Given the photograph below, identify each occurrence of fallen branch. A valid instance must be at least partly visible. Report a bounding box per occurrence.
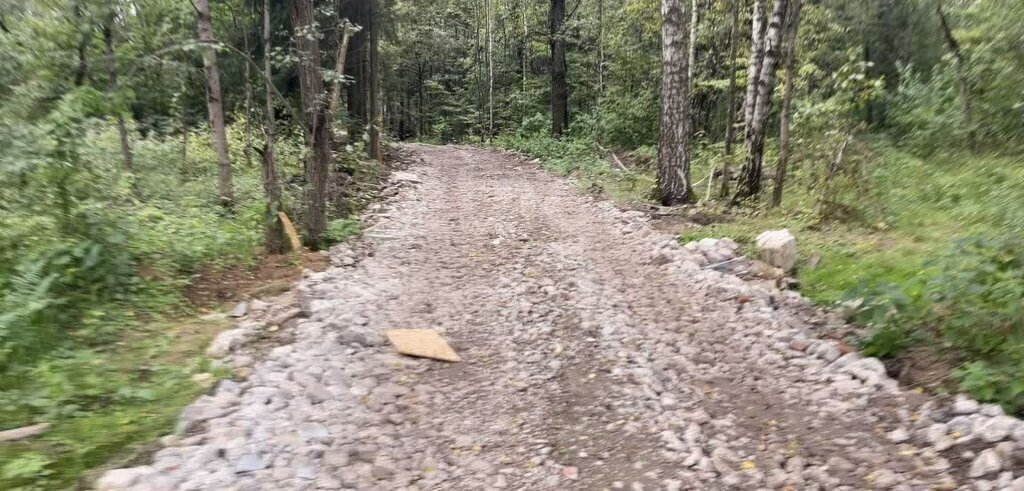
[702,257,745,270]
[596,143,629,172]
[0,423,50,442]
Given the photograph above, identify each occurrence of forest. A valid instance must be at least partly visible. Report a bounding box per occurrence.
[1,0,1023,488]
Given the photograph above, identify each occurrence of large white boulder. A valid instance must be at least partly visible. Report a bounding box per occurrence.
[755,229,797,271]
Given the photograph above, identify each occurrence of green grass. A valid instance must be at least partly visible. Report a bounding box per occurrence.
[680,142,1024,304]
[493,133,655,204]
[0,316,232,490]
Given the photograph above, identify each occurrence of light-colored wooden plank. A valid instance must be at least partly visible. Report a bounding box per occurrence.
[385,329,461,362]
[277,211,303,252]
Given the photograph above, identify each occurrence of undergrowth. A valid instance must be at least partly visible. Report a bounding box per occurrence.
[0,119,373,489]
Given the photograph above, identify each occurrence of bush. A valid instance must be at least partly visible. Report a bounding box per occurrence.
[325,217,362,245]
[848,236,1024,412]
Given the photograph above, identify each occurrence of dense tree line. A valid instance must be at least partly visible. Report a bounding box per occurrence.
[380,0,1023,205]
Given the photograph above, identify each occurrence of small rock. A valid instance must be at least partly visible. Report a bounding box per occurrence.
[968,448,1002,478]
[953,397,980,415]
[755,229,797,271]
[924,423,955,451]
[234,453,266,474]
[95,467,152,490]
[299,422,331,443]
[976,416,1016,442]
[230,302,248,318]
[371,461,397,480]
[868,469,901,488]
[562,466,579,480]
[888,428,910,444]
[392,171,421,183]
[207,328,248,358]
[191,372,215,387]
[826,456,854,472]
[1011,476,1024,491]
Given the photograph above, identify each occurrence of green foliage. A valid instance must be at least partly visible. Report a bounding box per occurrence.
[325,217,363,245]
[848,237,1024,412]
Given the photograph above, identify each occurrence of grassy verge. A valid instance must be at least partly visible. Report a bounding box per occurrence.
[0,314,232,490]
[0,126,382,489]
[495,133,1024,412]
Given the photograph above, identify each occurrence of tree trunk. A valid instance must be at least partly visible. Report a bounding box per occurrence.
[741,0,767,139]
[487,0,494,140]
[549,0,568,136]
[72,2,90,87]
[936,0,976,152]
[688,0,697,86]
[242,24,254,169]
[721,0,740,198]
[772,0,801,207]
[196,0,234,207]
[289,0,333,249]
[735,0,788,201]
[328,19,355,118]
[180,71,189,176]
[101,18,135,181]
[262,0,285,254]
[656,0,693,206]
[522,2,529,124]
[596,0,604,132]
[368,0,382,161]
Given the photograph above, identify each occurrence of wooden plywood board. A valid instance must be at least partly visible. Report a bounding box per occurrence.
[385,329,462,362]
[277,212,303,252]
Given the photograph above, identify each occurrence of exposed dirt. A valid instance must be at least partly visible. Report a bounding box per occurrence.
[184,252,328,310]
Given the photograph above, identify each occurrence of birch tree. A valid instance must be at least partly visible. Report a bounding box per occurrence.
[735,0,788,201]
[720,0,741,198]
[195,0,233,207]
[656,0,693,205]
[772,0,802,207]
[261,0,284,253]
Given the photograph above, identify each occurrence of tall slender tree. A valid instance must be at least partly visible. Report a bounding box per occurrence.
[936,0,975,152]
[368,0,382,161]
[329,19,357,118]
[549,0,568,136]
[72,1,90,86]
[735,0,788,201]
[195,0,233,207]
[772,0,802,207]
[101,7,135,181]
[487,0,494,140]
[721,0,741,198]
[656,0,693,205]
[741,0,767,140]
[261,0,284,253]
[289,0,333,248]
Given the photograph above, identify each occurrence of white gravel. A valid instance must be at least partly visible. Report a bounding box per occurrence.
[97,144,1024,490]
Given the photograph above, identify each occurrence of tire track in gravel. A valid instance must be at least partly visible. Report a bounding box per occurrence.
[97,144,1023,491]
